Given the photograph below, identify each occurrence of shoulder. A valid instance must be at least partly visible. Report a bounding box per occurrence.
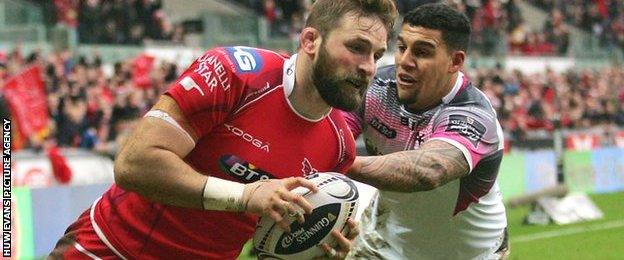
[373,64,396,85]
[443,83,499,123]
[208,46,286,79]
[210,46,287,97]
[433,83,503,144]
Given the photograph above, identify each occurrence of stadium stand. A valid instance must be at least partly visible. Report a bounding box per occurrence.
[1,0,624,152]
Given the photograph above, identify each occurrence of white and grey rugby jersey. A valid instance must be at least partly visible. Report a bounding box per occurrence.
[343,65,507,260]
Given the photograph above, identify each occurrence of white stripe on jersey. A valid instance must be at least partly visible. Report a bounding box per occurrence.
[74,242,102,260]
[90,197,129,260]
[281,54,332,122]
[232,82,282,115]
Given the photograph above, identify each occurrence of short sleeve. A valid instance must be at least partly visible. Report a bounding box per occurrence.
[429,107,502,171]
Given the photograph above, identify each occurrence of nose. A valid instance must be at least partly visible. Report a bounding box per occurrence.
[396,50,415,70]
[357,54,376,79]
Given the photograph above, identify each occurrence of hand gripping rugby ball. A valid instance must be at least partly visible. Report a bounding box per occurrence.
[253,172,359,259]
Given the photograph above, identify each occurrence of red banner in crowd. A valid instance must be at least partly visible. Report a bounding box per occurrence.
[133,53,155,89]
[566,133,601,151]
[3,66,50,138]
[54,0,78,28]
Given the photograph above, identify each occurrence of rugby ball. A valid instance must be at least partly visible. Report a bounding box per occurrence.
[253,172,359,259]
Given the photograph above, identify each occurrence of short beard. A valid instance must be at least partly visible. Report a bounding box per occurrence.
[311,44,368,112]
[397,90,419,107]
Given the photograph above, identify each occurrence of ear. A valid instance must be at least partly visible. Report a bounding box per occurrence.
[299,27,321,56]
[448,50,465,73]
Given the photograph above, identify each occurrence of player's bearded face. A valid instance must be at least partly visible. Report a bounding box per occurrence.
[312,43,368,112]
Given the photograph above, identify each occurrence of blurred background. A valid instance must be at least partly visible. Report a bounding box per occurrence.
[1,0,623,259]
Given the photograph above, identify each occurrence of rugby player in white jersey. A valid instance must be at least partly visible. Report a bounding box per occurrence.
[343,3,509,259]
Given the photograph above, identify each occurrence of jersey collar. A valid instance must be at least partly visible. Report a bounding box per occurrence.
[282,53,296,97]
[281,53,331,122]
[442,71,467,104]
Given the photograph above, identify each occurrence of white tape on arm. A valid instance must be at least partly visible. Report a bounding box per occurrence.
[144,110,196,145]
[202,177,246,211]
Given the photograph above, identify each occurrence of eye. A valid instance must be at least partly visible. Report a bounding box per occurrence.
[413,49,431,57]
[374,53,382,61]
[348,44,365,54]
[397,44,407,53]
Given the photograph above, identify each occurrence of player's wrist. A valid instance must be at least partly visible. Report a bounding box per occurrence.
[202,177,246,211]
[241,180,271,214]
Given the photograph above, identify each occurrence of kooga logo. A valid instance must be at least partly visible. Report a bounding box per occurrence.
[224,124,270,152]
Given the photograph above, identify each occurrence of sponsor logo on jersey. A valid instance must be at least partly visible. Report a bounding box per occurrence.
[224,123,270,152]
[219,155,276,183]
[276,204,340,254]
[193,53,231,92]
[226,47,263,73]
[446,114,486,147]
[369,117,396,139]
[179,76,205,96]
[301,158,318,177]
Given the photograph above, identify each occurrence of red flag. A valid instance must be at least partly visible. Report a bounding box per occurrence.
[3,65,49,139]
[54,0,78,28]
[595,0,608,19]
[47,145,72,184]
[133,53,155,89]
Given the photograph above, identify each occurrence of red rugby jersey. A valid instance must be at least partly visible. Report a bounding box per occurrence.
[90,47,356,259]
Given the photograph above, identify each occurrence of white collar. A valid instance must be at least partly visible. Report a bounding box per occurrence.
[281,54,331,122]
[442,71,465,104]
[282,54,297,96]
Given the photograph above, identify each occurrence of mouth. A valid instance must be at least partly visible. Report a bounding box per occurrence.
[345,78,366,89]
[397,72,417,86]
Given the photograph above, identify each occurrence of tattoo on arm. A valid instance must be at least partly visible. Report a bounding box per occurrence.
[351,140,470,192]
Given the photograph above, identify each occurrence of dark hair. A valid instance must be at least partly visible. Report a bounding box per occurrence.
[403,3,471,53]
[306,0,398,38]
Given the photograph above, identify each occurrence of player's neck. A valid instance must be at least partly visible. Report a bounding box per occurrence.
[289,56,332,120]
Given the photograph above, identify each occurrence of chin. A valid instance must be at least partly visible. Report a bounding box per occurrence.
[397,91,418,106]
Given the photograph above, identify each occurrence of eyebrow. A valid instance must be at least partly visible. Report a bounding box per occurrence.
[397,35,436,49]
[349,37,387,54]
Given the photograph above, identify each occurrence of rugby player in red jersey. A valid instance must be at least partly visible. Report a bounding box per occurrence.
[48,0,397,259]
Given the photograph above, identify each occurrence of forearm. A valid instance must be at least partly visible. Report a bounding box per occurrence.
[348,140,470,192]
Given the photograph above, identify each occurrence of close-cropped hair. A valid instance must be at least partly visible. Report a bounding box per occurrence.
[403,3,471,53]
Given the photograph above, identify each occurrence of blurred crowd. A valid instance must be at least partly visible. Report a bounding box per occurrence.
[63,0,620,56]
[1,47,623,152]
[78,0,185,44]
[231,0,574,56]
[470,65,624,143]
[2,0,624,153]
[45,0,185,44]
[0,47,177,155]
[528,0,624,53]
